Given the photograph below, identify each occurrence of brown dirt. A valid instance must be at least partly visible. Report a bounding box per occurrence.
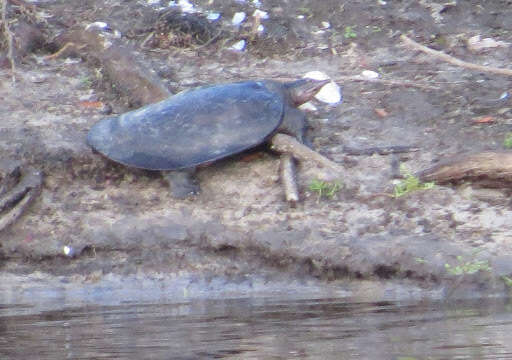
[1,0,512,302]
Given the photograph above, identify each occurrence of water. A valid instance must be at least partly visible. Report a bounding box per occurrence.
[1,296,512,359]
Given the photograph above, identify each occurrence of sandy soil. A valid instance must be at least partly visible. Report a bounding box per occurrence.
[0,0,512,302]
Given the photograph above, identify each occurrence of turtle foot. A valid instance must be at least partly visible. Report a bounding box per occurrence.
[0,161,43,232]
[163,169,200,199]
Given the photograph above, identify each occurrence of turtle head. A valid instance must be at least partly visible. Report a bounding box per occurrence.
[285,78,330,106]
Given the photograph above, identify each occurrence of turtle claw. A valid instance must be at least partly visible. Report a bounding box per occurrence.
[163,169,200,199]
[0,161,42,232]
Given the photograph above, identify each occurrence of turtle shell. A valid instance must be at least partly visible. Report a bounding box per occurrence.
[87,81,285,170]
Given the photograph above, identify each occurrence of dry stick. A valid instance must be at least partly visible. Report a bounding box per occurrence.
[279,154,299,205]
[400,34,512,76]
[1,0,16,83]
[335,75,440,90]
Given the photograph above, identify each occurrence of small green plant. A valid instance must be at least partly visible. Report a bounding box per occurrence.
[297,7,313,18]
[504,133,512,149]
[445,255,491,276]
[80,76,93,87]
[502,275,512,288]
[343,26,357,39]
[415,257,427,264]
[365,25,382,33]
[393,165,435,198]
[309,179,342,202]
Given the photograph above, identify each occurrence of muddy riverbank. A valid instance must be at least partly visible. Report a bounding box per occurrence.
[1,0,512,302]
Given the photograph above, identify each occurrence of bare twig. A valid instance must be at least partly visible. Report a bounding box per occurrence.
[401,34,512,76]
[334,75,440,90]
[1,0,16,83]
[342,145,420,156]
[43,42,86,60]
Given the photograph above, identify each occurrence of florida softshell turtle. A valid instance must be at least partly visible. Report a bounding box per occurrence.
[87,79,330,198]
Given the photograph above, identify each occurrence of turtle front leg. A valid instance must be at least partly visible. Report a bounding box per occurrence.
[0,162,42,232]
[162,168,200,199]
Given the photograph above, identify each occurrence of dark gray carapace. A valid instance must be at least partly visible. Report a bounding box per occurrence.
[87,79,329,171]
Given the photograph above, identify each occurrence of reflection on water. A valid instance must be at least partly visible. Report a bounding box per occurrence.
[1,297,512,359]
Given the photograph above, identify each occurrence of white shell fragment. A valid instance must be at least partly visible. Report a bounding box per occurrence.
[253,9,269,19]
[169,0,195,13]
[361,70,380,79]
[303,71,342,104]
[232,12,247,26]
[85,22,109,31]
[467,35,510,53]
[207,12,221,21]
[321,21,330,29]
[229,39,246,51]
[304,70,329,81]
[63,245,75,257]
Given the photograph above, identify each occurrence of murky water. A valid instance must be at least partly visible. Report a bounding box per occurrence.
[2,295,512,359]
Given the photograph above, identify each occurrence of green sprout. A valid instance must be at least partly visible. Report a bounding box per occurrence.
[393,165,435,198]
[309,179,342,202]
[365,25,382,33]
[343,26,357,39]
[80,76,93,87]
[502,275,512,288]
[504,133,512,149]
[415,257,427,264]
[445,255,491,276]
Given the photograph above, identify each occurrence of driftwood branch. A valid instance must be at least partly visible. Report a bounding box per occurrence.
[417,151,512,184]
[53,29,171,106]
[270,134,344,175]
[401,34,512,76]
[0,166,42,232]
